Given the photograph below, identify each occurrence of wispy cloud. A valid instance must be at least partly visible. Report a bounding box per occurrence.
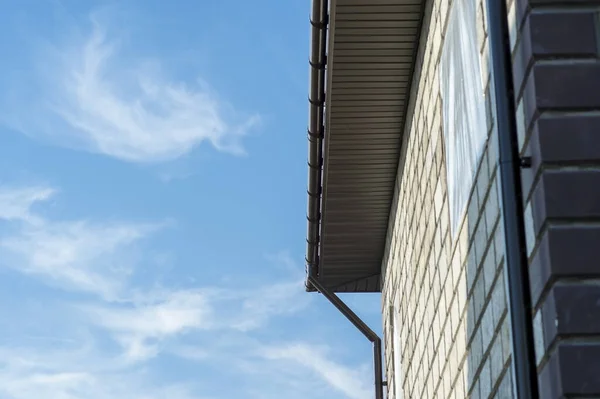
[0,184,363,399]
[81,289,214,363]
[0,185,311,357]
[80,278,310,363]
[0,334,368,399]
[0,186,162,300]
[263,343,372,399]
[1,220,161,299]
[0,186,56,224]
[2,14,259,163]
[0,343,204,399]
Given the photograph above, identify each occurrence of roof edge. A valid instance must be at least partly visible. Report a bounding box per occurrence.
[305,0,329,292]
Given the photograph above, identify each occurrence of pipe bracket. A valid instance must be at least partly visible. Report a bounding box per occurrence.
[520,156,532,169]
[309,59,326,70]
[309,14,329,29]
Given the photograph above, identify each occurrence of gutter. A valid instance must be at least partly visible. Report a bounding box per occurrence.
[484,0,540,397]
[305,0,327,292]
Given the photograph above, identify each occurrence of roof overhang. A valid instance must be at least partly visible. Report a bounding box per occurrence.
[305,0,425,293]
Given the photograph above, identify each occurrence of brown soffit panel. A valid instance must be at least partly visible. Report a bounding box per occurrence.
[306,0,425,293]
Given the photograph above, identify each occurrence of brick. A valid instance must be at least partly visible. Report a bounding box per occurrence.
[539,342,600,398]
[487,132,498,173]
[493,223,505,266]
[507,0,519,52]
[533,310,545,366]
[484,182,499,235]
[480,41,491,90]
[482,244,496,297]
[529,224,600,306]
[489,337,504,385]
[475,327,485,371]
[501,317,512,363]
[540,283,600,350]
[491,272,507,327]
[520,0,600,4]
[514,0,600,27]
[513,11,598,95]
[496,369,513,399]
[515,98,527,151]
[529,62,600,110]
[468,296,477,340]
[477,152,491,206]
[380,1,538,396]
[529,12,597,57]
[468,192,481,239]
[455,369,465,398]
[473,274,486,320]
[523,202,535,256]
[467,246,478,294]
[530,113,600,168]
[462,369,469,399]
[482,360,493,398]
[522,114,600,198]
[474,216,488,268]
[471,377,481,399]
[481,303,494,352]
[476,2,487,51]
[530,170,600,236]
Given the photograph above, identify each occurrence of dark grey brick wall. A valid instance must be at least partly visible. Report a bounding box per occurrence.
[510,0,600,397]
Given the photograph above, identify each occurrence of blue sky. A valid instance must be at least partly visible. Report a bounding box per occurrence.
[0,1,381,398]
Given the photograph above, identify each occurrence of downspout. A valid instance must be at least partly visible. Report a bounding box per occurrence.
[306,4,384,396]
[484,1,539,398]
[308,275,385,399]
[305,0,328,291]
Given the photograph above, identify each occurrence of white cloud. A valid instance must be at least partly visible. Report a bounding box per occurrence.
[231,279,309,331]
[0,185,362,399]
[0,185,311,365]
[2,15,259,163]
[263,343,372,399]
[92,291,211,337]
[0,337,366,399]
[0,185,162,299]
[0,344,204,399]
[0,186,56,224]
[81,279,310,363]
[1,220,160,299]
[81,289,213,363]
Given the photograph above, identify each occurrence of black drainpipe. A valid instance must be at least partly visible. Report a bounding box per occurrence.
[484,1,539,398]
[306,1,385,398]
[308,275,385,399]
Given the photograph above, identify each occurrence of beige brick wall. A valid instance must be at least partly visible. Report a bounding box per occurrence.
[381,0,516,398]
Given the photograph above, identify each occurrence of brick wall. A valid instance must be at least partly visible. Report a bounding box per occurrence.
[381,0,515,397]
[509,0,600,397]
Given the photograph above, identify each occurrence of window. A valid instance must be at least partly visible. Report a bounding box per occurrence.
[440,0,487,236]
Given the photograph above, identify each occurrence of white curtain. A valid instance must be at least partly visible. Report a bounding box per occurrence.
[440,0,487,236]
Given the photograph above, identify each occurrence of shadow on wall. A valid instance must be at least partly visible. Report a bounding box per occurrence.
[441,0,514,396]
[385,0,520,397]
[454,77,514,399]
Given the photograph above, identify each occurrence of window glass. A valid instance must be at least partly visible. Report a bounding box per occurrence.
[440,0,487,236]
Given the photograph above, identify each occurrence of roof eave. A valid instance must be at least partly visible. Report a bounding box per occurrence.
[305,0,426,294]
